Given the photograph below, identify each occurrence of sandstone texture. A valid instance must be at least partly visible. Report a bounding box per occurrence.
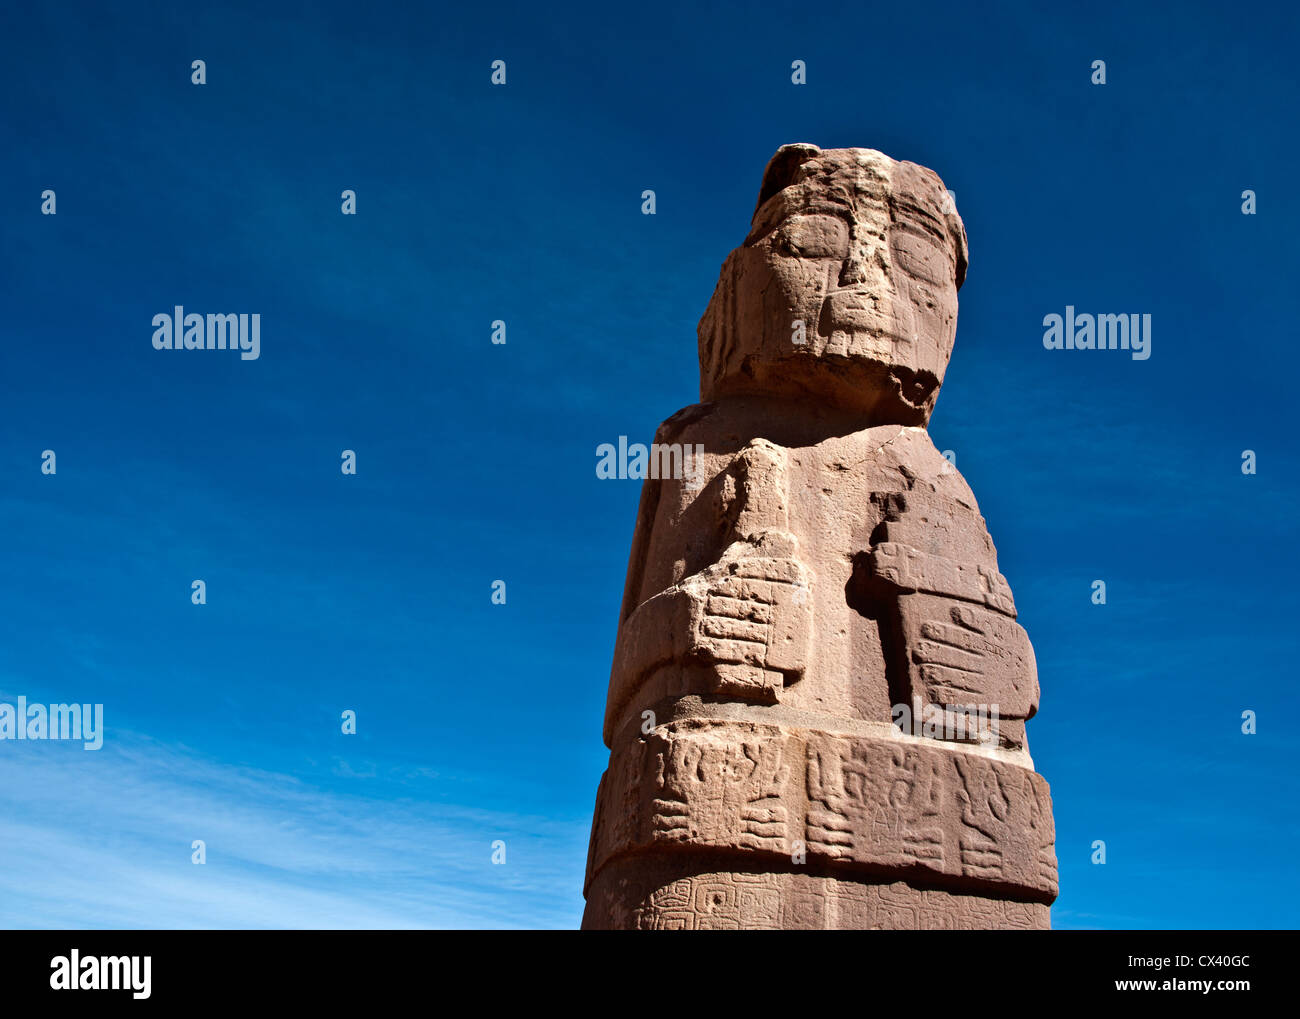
[583,144,1057,929]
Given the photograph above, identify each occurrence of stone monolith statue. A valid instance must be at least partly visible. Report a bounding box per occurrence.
[583,144,1058,929]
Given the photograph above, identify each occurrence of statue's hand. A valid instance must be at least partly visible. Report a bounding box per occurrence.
[907,601,1038,722]
[685,533,813,702]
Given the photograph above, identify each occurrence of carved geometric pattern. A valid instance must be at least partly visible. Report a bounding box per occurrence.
[587,720,1057,900]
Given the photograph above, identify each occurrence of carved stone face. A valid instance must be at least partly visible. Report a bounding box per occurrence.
[698,145,968,426]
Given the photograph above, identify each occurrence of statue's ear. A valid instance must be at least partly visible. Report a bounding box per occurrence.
[753,143,822,219]
[953,219,969,289]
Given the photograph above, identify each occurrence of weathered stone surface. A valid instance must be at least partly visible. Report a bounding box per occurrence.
[584,144,1056,929]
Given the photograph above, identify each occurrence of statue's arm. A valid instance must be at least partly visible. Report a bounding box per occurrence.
[601,439,814,744]
[859,464,1039,743]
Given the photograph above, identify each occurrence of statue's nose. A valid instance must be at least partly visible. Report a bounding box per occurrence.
[838,241,897,291]
[838,256,867,287]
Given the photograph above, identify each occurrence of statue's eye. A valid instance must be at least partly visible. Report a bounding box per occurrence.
[777,215,849,259]
[892,231,948,286]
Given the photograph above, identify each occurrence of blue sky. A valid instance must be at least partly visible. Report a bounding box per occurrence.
[0,0,1296,929]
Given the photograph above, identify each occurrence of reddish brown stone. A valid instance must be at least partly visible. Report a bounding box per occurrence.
[584,145,1057,929]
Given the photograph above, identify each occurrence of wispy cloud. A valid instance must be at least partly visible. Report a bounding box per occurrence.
[0,731,585,929]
